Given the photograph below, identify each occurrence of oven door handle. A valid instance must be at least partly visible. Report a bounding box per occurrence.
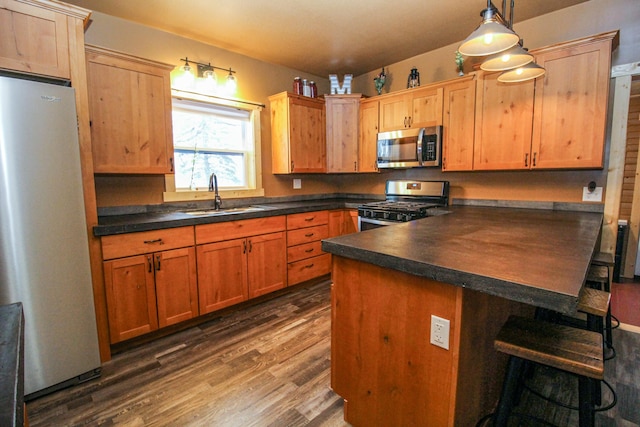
[416,127,425,166]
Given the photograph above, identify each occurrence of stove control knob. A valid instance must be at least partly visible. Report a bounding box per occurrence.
[383,212,390,219]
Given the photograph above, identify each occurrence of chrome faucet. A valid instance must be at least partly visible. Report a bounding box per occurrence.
[208,172,223,210]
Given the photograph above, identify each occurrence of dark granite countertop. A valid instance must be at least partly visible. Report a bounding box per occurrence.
[94,198,373,236]
[0,303,24,427]
[321,205,603,314]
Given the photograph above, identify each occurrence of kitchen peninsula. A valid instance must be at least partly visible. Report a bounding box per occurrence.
[321,205,603,426]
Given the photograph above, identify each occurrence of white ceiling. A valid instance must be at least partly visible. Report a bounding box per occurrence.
[65,0,589,77]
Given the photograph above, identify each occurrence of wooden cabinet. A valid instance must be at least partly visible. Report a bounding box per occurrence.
[326,94,361,173]
[473,72,535,170]
[86,45,174,174]
[196,216,287,314]
[442,75,476,171]
[101,227,197,343]
[378,85,443,132]
[0,0,84,79]
[329,209,358,237]
[269,92,326,174]
[286,211,331,285]
[530,31,618,169]
[358,98,379,173]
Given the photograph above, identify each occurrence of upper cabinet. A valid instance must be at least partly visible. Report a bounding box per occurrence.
[531,31,618,170]
[472,31,618,171]
[326,94,361,173]
[86,45,175,174]
[473,72,535,170]
[378,85,443,132]
[442,75,477,172]
[269,91,326,174]
[358,98,379,173]
[0,0,88,79]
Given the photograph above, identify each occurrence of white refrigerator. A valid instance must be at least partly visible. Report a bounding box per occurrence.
[0,75,101,398]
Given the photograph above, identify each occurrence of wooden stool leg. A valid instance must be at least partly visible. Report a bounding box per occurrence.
[494,356,525,427]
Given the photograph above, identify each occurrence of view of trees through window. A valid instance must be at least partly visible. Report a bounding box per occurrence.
[172,98,253,191]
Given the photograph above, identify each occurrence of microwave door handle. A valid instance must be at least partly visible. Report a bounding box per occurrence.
[416,128,425,166]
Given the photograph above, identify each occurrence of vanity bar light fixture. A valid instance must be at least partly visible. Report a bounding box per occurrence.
[172,57,238,95]
[458,0,545,82]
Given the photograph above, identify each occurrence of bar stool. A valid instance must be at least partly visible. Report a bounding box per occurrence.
[493,315,604,427]
[587,252,616,352]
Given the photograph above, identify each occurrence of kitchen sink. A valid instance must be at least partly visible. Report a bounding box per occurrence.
[182,206,272,216]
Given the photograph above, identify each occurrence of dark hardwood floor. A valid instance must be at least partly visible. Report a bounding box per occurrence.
[27,279,640,426]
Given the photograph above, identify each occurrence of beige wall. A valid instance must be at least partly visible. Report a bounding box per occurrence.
[85,0,640,207]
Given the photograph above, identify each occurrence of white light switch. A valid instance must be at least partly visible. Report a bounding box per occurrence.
[582,186,602,202]
[293,179,302,189]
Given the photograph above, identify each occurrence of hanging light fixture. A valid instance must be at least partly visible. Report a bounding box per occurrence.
[459,0,545,83]
[172,58,237,95]
[480,44,533,71]
[498,62,546,83]
[458,1,519,56]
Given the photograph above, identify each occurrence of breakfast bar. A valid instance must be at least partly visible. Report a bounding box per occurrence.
[321,205,603,426]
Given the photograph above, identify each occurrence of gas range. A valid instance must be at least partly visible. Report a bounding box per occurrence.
[358,180,449,230]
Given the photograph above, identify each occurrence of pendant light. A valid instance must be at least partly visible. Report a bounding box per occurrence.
[480,44,533,72]
[498,62,546,83]
[458,2,519,56]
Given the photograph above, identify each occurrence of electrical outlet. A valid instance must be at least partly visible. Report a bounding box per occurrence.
[293,178,302,189]
[430,315,450,350]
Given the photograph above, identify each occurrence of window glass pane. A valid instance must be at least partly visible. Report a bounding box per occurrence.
[172,97,254,191]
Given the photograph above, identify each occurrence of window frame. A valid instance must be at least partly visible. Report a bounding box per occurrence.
[163,89,264,202]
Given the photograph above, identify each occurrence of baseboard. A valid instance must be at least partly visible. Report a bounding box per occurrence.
[619,322,640,334]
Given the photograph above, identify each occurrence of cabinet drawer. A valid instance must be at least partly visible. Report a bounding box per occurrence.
[287,225,329,247]
[288,253,331,286]
[196,215,286,244]
[101,227,195,260]
[286,210,329,229]
[287,241,324,263]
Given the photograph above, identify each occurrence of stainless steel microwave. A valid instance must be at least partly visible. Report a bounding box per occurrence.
[376,126,442,169]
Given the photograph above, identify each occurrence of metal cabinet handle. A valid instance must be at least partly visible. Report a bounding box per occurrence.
[304,216,315,222]
[243,240,247,254]
[147,255,153,273]
[533,152,537,167]
[143,238,163,245]
[248,239,253,253]
[155,254,161,271]
[524,153,529,167]
[305,248,314,253]
[304,263,315,269]
[305,233,315,237]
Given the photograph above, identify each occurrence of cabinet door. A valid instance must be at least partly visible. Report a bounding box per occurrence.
[474,72,535,170]
[289,96,326,173]
[359,99,379,173]
[197,239,248,314]
[442,77,476,171]
[247,232,287,298]
[379,94,410,132]
[86,47,174,174]
[0,1,70,79]
[531,38,612,169]
[326,95,360,173]
[410,86,444,128]
[104,255,158,343]
[155,247,198,328]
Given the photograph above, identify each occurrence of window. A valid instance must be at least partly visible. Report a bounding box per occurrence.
[171,96,260,193]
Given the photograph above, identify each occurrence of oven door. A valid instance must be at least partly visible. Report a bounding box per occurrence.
[358,216,400,231]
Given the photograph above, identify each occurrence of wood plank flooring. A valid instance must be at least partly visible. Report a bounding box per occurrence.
[27,279,639,426]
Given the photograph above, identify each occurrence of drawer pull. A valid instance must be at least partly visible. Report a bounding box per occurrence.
[304,216,315,222]
[305,233,315,237]
[305,248,314,253]
[143,238,163,245]
[304,263,315,269]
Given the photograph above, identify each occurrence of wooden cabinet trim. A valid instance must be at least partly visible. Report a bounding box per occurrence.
[101,226,195,260]
[195,215,286,244]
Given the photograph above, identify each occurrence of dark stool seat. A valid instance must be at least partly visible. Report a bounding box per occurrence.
[586,254,616,351]
[493,315,604,427]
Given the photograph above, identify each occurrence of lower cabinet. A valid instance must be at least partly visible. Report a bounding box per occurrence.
[101,227,198,343]
[286,211,331,285]
[197,231,287,314]
[195,216,287,315]
[329,209,358,237]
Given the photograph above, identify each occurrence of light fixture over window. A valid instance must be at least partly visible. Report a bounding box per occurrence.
[458,0,545,83]
[171,57,237,95]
